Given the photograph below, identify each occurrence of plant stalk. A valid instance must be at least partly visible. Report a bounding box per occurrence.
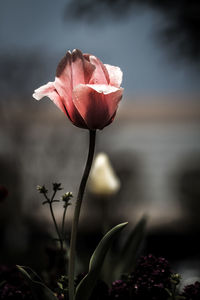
[49,201,64,252]
[45,191,64,252]
[68,130,96,300]
[61,204,68,240]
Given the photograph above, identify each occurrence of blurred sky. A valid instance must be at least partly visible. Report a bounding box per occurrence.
[0,0,200,98]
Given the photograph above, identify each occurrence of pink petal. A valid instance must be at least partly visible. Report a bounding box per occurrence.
[55,51,84,125]
[32,82,66,114]
[71,49,95,86]
[86,84,120,94]
[56,49,95,86]
[72,84,123,130]
[33,81,87,128]
[104,64,123,88]
[87,55,110,85]
[56,50,73,99]
[55,50,96,128]
[54,77,87,128]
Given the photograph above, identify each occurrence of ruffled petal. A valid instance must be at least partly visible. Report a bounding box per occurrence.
[104,64,123,88]
[87,55,110,85]
[33,80,87,128]
[32,82,66,114]
[54,77,87,129]
[86,84,120,94]
[55,49,95,128]
[56,49,95,87]
[56,50,73,98]
[71,49,95,86]
[72,84,123,130]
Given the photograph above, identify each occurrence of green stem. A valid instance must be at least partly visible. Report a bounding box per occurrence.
[45,192,64,252]
[49,201,64,252]
[61,204,68,240]
[68,130,96,300]
[172,284,176,300]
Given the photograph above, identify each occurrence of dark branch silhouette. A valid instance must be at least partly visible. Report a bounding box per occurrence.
[65,0,200,63]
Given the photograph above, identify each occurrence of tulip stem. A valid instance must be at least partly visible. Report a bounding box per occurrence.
[68,130,96,300]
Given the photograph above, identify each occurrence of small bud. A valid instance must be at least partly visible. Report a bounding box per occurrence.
[88,153,120,196]
[37,185,48,194]
[53,182,63,191]
[62,192,73,209]
[61,192,73,207]
[170,273,181,285]
[57,275,68,292]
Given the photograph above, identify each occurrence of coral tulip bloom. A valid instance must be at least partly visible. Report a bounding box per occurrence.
[33,49,123,130]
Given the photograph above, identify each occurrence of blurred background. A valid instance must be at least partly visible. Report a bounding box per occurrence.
[0,0,200,284]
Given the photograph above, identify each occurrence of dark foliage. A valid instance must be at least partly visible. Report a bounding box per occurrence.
[0,265,32,299]
[109,254,172,300]
[181,281,200,300]
[66,0,200,63]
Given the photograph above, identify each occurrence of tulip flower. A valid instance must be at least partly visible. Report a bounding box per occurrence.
[33,49,124,300]
[88,153,120,196]
[33,49,123,130]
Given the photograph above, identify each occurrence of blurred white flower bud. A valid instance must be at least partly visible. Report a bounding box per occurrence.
[88,153,120,196]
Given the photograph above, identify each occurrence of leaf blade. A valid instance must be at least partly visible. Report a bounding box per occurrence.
[114,216,147,278]
[17,265,58,300]
[75,222,128,300]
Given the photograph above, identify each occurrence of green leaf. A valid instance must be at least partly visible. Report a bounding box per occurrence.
[75,222,128,300]
[114,216,147,278]
[16,265,58,300]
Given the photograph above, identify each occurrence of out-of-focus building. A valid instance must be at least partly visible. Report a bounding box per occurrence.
[0,98,200,232]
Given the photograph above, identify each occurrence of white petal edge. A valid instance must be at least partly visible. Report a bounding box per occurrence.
[104,64,123,88]
[85,84,121,94]
[32,81,55,100]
